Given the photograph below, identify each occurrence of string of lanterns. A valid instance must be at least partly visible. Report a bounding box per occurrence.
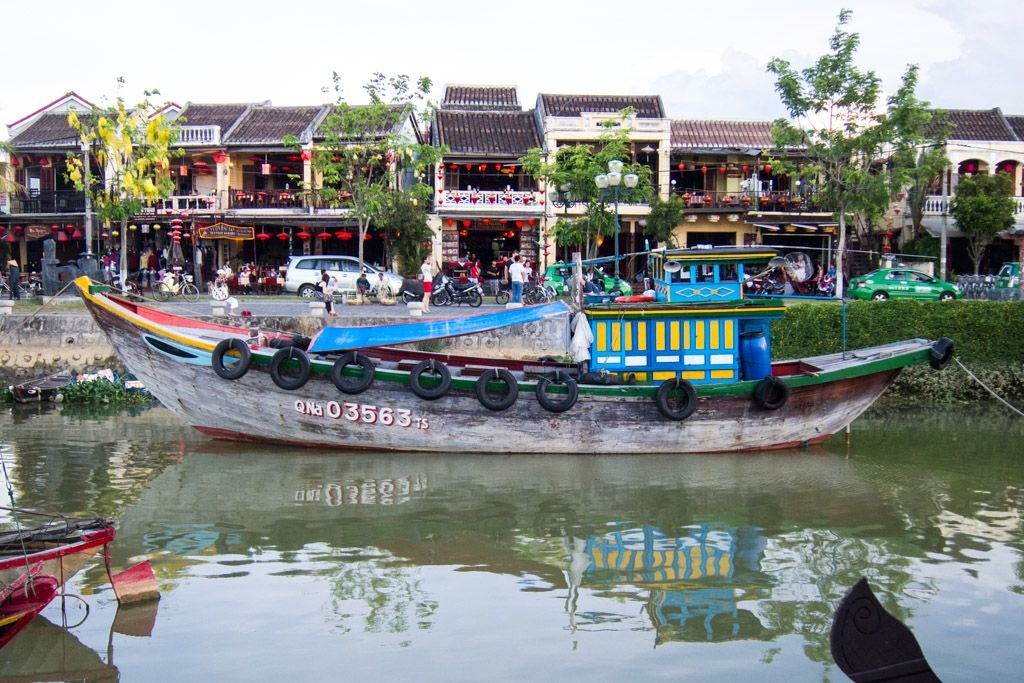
[675,163,773,175]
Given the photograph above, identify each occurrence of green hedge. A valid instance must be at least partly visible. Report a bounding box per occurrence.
[772,299,1024,364]
[773,299,1024,404]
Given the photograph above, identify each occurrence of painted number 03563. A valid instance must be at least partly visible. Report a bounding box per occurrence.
[295,400,429,430]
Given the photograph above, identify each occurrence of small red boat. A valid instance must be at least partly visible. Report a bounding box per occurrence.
[0,513,116,649]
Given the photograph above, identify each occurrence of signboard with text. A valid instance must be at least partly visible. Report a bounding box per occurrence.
[197,223,254,240]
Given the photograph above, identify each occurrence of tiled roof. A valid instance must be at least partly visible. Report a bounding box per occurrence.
[1003,115,1024,141]
[538,94,664,119]
[178,103,250,131]
[671,119,775,150]
[443,85,520,112]
[313,104,409,140]
[929,108,1018,141]
[8,113,78,148]
[434,110,541,156]
[225,106,326,145]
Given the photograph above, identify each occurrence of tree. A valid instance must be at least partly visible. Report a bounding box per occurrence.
[381,192,433,276]
[521,113,651,261]
[287,73,444,269]
[644,195,685,248]
[67,86,180,285]
[904,144,950,240]
[767,9,935,298]
[949,172,1016,274]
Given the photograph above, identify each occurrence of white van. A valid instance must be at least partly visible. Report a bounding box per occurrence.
[282,255,403,298]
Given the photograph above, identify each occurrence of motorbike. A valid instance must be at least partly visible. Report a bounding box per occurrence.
[743,271,786,296]
[432,273,483,307]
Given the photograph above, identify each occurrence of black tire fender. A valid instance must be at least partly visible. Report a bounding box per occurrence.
[929,337,954,371]
[331,351,375,394]
[408,359,452,400]
[211,338,252,380]
[535,371,578,413]
[753,376,789,410]
[475,368,519,411]
[269,347,311,390]
[655,378,698,420]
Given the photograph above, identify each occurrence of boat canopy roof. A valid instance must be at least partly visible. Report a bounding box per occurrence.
[651,246,780,266]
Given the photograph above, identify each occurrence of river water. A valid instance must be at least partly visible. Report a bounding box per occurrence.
[1,402,1021,682]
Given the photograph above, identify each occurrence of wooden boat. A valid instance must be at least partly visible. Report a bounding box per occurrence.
[70,247,953,454]
[10,372,75,404]
[0,513,116,649]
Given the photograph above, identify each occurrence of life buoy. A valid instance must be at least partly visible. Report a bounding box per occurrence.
[535,370,579,413]
[655,378,698,420]
[929,337,954,371]
[269,347,311,390]
[408,359,451,400]
[753,376,789,410]
[331,351,375,394]
[211,338,251,380]
[475,368,519,411]
[614,294,657,303]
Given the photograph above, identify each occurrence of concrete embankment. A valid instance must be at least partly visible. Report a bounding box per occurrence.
[0,308,571,386]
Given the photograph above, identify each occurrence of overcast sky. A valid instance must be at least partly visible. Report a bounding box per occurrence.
[3,0,1020,133]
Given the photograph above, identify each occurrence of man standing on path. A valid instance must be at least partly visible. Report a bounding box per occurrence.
[7,260,20,300]
[508,254,525,304]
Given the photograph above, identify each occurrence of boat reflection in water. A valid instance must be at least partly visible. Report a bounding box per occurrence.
[1,405,1022,680]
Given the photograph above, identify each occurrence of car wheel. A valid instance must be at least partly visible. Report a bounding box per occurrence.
[871,291,889,301]
[939,292,955,301]
[298,284,317,299]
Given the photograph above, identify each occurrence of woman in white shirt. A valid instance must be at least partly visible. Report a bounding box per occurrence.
[420,256,433,313]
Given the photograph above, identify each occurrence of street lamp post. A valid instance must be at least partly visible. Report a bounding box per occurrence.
[551,182,581,263]
[595,159,638,282]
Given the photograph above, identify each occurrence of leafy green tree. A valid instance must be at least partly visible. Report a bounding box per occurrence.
[949,172,1016,274]
[381,192,433,276]
[287,73,444,269]
[644,195,685,248]
[767,9,935,297]
[521,113,651,261]
[67,87,180,285]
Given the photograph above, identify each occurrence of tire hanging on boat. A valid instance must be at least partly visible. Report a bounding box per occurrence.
[331,351,375,394]
[475,368,519,411]
[655,378,698,420]
[535,370,579,413]
[929,337,954,371]
[269,347,311,390]
[408,359,452,400]
[752,376,789,410]
[211,338,252,380]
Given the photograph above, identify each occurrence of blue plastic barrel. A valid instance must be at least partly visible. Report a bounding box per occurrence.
[740,330,771,380]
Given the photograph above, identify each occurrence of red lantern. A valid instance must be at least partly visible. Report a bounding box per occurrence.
[482,218,490,224]
[701,166,707,174]
[515,220,524,228]
[465,163,472,171]
[256,232,271,241]
[527,219,534,226]
[448,164,457,170]
[719,165,726,174]
[495,164,502,170]
[72,227,83,239]
[40,157,50,167]
[296,230,311,240]
[462,219,471,228]
[277,232,289,241]
[212,150,227,164]
[4,231,16,243]
[301,149,312,161]
[9,157,17,167]
[763,164,772,174]
[14,225,23,234]
[51,224,60,233]
[742,165,748,173]
[57,230,68,242]
[317,231,331,240]
[363,233,372,241]
[446,218,454,226]
[479,164,487,171]
[336,230,353,241]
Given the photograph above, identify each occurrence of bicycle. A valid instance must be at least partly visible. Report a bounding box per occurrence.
[154,268,200,302]
[524,281,558,305]
[482,278,510,305]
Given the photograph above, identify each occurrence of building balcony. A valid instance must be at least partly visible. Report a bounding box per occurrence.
[7,190,86,215]
[177,125,222,147]
[922,195,1024,216]
[436,189,543,212]
[678,190,825,213]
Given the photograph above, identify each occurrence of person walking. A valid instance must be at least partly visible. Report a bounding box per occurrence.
[508,254,525,304]
[318,270,338,317]
[7,260,21,300]
[420,255,433,313]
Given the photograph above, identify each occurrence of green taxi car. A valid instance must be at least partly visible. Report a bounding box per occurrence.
[849,267,959,301]
[995,262,1020,289]
[544,262,632,296]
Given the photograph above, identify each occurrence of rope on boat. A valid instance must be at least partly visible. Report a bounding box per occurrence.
[954,357,1024,418]
[16,278,78,324]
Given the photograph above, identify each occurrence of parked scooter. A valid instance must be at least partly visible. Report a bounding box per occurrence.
[432,273,483,307]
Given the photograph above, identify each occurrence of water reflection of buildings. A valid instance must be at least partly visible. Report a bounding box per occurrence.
[567,526,772,645]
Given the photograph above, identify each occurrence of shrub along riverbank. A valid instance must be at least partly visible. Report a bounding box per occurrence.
[772,299,1024,404]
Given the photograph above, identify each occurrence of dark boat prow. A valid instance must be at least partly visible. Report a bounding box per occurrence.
[830,577,940,682]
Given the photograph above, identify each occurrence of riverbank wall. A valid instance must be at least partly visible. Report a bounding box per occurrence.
[0,311,571,386]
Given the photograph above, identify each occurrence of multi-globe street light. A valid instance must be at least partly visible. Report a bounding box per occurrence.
[594,159,638,281]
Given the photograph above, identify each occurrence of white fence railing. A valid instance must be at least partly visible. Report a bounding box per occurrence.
[177,125,221,146]
[923,194,1024,215]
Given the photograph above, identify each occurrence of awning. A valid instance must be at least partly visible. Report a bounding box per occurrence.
[751,223,781,232]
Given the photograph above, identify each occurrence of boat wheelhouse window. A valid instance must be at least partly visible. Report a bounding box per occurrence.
[720,263,739,282]
[696,265,716,283]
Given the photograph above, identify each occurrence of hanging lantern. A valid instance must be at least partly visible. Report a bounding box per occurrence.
[719,165,726,174]
[57,229,69,242]
[40,157,50,167]
[261,163,271,175]
[742,165,749,173]
[72,227,83,239]
[317,231,331,240]
[182,231,191,239]
[4,231,16,243]
[677,163,685,170]
[212,150,227,164]
[462,219,471,228]
[479,164,488,172]
[51,224,60,233]
[256,232,271,241]
[179,164,189,176]
[277,232,289,241]
[464,163,472,170]
[482,218,490,224]
[701,166,707,174]
[14,225,23,234]
[296,230,311,240]
[447,218,454,226]
[448,164,457,170]
[527,219,534,226]
[763,164,772,173]
[111,229,120,237]
[336,230,353,241]
[9,157,17,168]
[363,233,372,241]
[301,149,312,161]
[495,163,502,170]
[515,220,524,228]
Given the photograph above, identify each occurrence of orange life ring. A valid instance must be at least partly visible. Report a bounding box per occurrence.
[614,294,656,303]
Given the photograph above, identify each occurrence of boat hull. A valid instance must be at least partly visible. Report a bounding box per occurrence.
[80,282,930,454]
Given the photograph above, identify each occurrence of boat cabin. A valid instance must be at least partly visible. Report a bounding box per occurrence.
[585,247,784,384]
